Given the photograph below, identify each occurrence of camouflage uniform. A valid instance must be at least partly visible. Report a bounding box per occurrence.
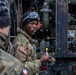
[0,1,28,75]
[0,33,28,75]
[12,29,41,75]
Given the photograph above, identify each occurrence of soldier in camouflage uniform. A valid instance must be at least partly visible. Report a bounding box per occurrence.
[12,11,56,75]
[0,1,28,75]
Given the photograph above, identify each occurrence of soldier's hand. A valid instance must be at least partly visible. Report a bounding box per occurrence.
[40,53,49,63]
[40,53,56,64]
[49,56,56,65]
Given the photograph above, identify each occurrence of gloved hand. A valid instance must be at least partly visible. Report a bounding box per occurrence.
[49,56,56,65]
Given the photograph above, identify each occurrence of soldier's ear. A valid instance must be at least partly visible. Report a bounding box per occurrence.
[37,21,41,30]
[0,27,4,32]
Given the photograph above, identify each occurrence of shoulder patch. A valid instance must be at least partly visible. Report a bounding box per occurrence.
[19,45,27,54]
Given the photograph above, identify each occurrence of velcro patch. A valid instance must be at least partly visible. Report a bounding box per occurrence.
[19,45,27,54]
[23,69,28,75]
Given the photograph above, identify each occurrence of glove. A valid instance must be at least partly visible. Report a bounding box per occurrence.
[49,56,56,65]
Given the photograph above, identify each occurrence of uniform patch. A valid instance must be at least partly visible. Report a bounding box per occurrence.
[19,45,27,54]
[23,69,28,75]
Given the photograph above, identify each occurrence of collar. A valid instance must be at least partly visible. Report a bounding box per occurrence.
[0,32,8,50]
[17,28,34,44]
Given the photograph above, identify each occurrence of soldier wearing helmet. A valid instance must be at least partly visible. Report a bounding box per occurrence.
[12,11,56,75]
[0,1,28,75]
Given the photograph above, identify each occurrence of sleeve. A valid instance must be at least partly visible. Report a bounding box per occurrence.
[15,44,41,75]
[0,59,28,75]
[12,34,27,63]
[24,59,41,75]
[0,50,28,75]
[12,35,41,74]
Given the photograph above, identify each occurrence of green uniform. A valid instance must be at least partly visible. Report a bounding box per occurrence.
[12,29,41,75]
[0,33,27,75]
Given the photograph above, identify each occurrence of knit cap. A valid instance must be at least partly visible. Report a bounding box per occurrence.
[0,1,10,28]
[21,11,40,27]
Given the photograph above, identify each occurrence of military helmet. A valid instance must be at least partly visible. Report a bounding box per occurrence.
[21,11,40,27]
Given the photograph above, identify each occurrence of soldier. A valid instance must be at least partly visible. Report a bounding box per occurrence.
[12,11,56,75]
[0,1,28,75]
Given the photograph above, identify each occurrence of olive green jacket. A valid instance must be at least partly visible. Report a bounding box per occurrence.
[12,29,41,75]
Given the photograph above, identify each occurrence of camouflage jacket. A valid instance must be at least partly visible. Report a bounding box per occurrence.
[0,33,28,75]
[12,29,41,75]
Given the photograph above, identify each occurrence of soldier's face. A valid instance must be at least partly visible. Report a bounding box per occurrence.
[0,26,10,36]
[24,21,38,36]
[5,26,10,36]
